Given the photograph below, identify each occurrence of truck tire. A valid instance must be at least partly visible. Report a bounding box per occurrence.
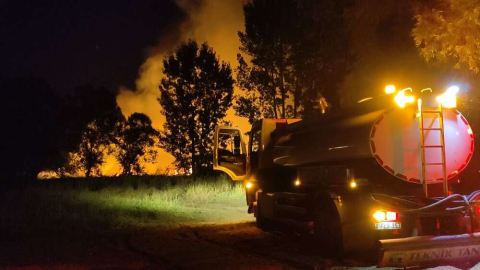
[255,198,274,230]
[314,204,344,258]
[256,210,269,230]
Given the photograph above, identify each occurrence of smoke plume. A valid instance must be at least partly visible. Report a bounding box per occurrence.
[114,0,248,174]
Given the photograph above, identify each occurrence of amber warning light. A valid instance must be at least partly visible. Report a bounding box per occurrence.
[394,88,415,108]
[389,85,460,109]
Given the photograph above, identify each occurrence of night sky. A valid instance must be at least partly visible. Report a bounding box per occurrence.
[0,1,184,94]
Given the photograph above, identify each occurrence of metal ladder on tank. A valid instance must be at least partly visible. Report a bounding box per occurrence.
[418,98,448,197]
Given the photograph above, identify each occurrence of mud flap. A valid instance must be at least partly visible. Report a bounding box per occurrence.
[379,232,480,267]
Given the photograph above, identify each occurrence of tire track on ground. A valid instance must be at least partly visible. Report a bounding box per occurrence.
[124,235,184,270]
[127,227,291,270]
[178,225,324,270]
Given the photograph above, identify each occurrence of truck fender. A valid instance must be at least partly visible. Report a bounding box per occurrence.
[313,191,344,222]
[312,191,344,255]
[316,190,375,253]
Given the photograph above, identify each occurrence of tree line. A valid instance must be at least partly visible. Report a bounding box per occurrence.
[3,0,480,183]
[0,80,158,183]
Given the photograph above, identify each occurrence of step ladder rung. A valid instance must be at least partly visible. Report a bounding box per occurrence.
[423,162,445,165]
[419,102,449,197]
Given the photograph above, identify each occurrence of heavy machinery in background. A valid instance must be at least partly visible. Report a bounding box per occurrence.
[213,85,480,268]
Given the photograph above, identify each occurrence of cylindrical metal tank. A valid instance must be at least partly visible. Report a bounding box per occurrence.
[273,94,474,184]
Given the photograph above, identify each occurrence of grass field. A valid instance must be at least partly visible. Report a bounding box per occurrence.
[0,175,250,236]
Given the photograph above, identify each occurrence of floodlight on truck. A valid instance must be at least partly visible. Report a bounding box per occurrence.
[436,85,459,108]
[385,85,396,94]
[394,88,415,108]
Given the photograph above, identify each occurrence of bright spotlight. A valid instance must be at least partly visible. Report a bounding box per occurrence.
[350,180,357,188]
[394,88,415,108]
[437,86,459,108]
[385,85,396,94]
[448,85,460,93]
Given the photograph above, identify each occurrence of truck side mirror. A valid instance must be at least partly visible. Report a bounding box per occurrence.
[213,126,249,181]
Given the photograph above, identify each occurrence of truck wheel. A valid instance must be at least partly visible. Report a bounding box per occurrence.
[256,213,268,229]
[255,200,273,230]
[314,206,344,258]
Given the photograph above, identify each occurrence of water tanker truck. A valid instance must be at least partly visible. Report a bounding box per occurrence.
[213,86,480,267]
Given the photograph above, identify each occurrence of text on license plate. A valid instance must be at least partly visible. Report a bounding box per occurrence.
[375,222,401,230]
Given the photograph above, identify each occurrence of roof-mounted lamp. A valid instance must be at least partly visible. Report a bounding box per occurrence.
[436,86,459,108]
[394,88,415,108]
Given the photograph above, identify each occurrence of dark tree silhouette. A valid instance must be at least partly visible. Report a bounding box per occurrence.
[237,0,296,119]
[60,85,121,154]
[289,0,349,116]
[59,86,124,177]
[236,0,349,120]
[234,54,270,124]
[114,113,158,175]
[75,121,112,177]
[159,40,234,175]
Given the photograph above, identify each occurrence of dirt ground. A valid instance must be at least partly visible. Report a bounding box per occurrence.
[2,220,480,270]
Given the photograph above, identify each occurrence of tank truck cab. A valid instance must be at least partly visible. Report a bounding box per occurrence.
[215,119,290,206]
[214,119,354,254]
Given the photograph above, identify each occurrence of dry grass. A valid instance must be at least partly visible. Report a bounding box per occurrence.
[0,175,250,235]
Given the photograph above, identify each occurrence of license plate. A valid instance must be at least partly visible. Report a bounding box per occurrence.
[375,222,401,230]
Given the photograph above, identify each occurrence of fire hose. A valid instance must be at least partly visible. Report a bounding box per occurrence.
[369,191,480,214]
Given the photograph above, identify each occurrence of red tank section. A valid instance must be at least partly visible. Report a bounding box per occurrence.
[370,107,474,184]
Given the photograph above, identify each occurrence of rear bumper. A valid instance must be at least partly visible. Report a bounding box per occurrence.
[379,232,480,267]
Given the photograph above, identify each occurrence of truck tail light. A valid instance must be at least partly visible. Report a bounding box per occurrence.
[373,210,399,221]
